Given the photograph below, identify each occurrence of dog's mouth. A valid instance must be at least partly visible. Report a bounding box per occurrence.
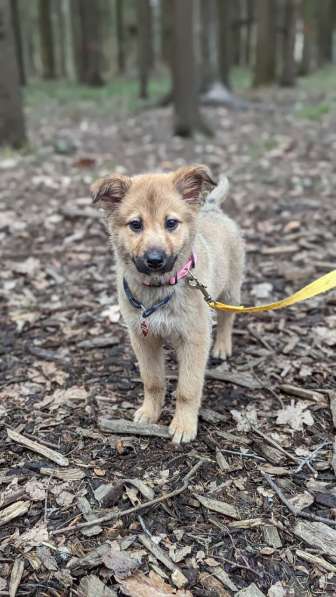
[132,254,177,276]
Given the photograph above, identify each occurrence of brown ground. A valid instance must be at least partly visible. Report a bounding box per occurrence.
[0,83,336,596]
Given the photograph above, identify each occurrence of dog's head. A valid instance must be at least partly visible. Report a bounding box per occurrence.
[91,165,216,277]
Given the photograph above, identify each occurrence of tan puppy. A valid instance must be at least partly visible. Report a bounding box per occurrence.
[91,165,245,443]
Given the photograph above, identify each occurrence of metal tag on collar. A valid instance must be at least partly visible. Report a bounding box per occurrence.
[141,319,149,336]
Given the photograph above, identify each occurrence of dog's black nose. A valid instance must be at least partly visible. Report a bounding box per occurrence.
[144,249,166,270]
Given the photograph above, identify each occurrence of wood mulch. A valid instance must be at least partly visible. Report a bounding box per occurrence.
[0,84,335,596]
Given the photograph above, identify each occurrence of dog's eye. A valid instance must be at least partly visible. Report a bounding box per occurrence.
[165,218,179,231]
[128,219,143,232]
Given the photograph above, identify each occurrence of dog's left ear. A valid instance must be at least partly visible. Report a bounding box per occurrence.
[91,174,131,209]
[173,164,216,203]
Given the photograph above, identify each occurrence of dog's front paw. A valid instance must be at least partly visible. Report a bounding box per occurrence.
[169,412,198,444]
[134,404,161,424]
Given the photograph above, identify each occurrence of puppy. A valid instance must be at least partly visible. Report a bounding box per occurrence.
[91,165,245,443]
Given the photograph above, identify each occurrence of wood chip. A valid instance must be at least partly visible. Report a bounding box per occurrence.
[0,501,30,527]
[7,429,69,466]
[200,408,228,424]
[9,558,24,597]
[329,391,336,428]
[195,494,240,519]
[199,572,231,596]
[263,525,282,548]
[215,430,252,445]
[138,533,188,587]
[279,384,326,404]
[212,566,238,591]
[216,449,231,471]
[98,417,170,438]
[294,521,336,557]
[77,497,102,537]
[332,437,336,476]
[296,549,336,574]
[78,574,117,597]
[40,467,85,480]
[236,583,266,596]
[206,369,262,389]
[228,518,263,529]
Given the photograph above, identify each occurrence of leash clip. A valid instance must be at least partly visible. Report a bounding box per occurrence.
[187,272,213,304]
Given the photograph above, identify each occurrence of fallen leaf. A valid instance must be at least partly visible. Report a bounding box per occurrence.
[195,494,239,519]
[102,548,139,579]
[117,570,192,596]
[276,400,314,432]
[231,405,258,432]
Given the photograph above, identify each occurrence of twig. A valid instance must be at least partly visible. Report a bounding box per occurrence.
[98,417,170,438]
[261,472,336,528]
[51,459,204,535]
[253,428,298,464]
[7,429,69,467]
[294,441,330,474]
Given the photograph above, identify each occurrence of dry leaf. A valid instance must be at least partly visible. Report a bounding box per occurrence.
[102,549,139,579]
[231,405,258,432]
[117,570,192,596]
[276,400,314,431]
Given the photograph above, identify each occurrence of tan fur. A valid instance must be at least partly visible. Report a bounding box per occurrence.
[91,165,245,443]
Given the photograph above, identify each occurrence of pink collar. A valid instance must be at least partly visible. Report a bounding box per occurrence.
[144,252,197,287]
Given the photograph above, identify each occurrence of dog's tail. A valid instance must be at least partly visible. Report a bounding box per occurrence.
[206,175,230,208]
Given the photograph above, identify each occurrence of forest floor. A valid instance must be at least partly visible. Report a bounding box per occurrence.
[1,69,336,596]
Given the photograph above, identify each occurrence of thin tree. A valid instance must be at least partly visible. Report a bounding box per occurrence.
[137,0,152,99]
[10,0,25,85]
[280,0,298,86]
[116,0,125,74]
[217,0,233,89]
[300,0,316,75]
[79,0,104,86]
[245,0,254,65]
[160,0,172,67]
[200,0,217,92]
[38,0,56,79]
[0,0,26,147]
[254,0,277,86]
[317,0,334,65]
[171,0,210,137]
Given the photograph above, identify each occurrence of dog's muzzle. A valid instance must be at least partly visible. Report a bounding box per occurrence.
[133,250,177,275]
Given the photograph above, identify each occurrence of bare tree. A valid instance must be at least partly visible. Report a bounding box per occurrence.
[38,0,56,79]
[200,0,217,92]
[254,0,277,86]
[116,0,125,74]
[70,0,104,86]
[280,0,298,86]
[317,0,334,65]
[172,0,210,137]
[137,0,152,99]
[217,0,233,89]
[300,0,316,75]
[0,0,26,147]
[10,0,25,85]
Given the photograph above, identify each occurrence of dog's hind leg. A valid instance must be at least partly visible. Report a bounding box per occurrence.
[130,333,166,424]
[212,285,240,360]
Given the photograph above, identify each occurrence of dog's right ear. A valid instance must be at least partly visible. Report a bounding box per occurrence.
[91,174,131,208]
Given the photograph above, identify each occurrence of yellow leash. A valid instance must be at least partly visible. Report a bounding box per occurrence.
[187,270,336,314]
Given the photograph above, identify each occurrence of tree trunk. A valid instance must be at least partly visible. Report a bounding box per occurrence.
[116,0,125,74]
[160,0,172,66]
[300,0,316,75]
[217,0,233,89]
[0,0,26,147]
[38,0,56,79]
[280,0,298,86]
[200,0,217,92]
[232,0,242,65]
[77,0,104,86]
[10,0,25,85]
[254,0,277,86]
[172,0,210,137]
[317,0,333,65]
[137,0,152,99]
[55,0,66,78]
[244,0,254,65]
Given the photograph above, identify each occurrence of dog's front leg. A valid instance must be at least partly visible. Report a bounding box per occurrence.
[170,327,211,444]
[130,332,166,424]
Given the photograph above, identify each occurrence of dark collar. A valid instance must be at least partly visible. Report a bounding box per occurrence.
[123,278,175,318]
